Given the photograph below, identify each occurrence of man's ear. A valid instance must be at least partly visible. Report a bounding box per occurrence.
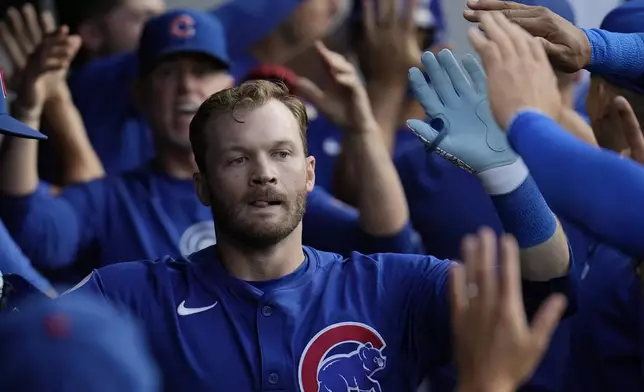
[305,155,315,193]
[193,172,211,207]
[76,20,104,55]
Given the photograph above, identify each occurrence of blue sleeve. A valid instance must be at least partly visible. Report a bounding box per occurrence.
[0,179,109,269]
[0,219,53,294]
[0,185,81,269]
[378,253,455,378]
[583,29,644,78]
[507,111,644,259]
[302,187,422,256]
[62,261,156,317]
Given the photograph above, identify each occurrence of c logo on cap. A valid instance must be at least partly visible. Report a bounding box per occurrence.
[170,15,196,39]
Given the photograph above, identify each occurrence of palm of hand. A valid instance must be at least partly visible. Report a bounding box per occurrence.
[407,51,518,174]
[430,97,514,173]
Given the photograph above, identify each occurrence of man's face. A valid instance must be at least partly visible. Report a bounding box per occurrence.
[101,0,166,54]
[196,99,315,249]
[139,55,234,151]
[281,0,343,48]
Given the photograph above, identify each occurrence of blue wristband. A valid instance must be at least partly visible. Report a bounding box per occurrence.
[491,175,557,248]
[583,29,644,79]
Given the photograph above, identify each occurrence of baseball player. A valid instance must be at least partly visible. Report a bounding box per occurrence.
[0,60,55,296]
[65,54,575,391]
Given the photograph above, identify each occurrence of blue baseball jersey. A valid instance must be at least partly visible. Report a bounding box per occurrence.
[65,244,575,391]
[0,165,418,284]
[566,242,643,391]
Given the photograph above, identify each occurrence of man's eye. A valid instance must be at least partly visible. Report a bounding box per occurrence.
[229,157,247,165]
[274,151,290,159]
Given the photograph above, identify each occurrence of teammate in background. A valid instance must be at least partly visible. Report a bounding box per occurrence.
[55,0,165,67]
[0,9,232,283]
[212,0,343,80]
[0,293,159,391]
[0,38,54,296]
[64,73,573,390]
[465,1,644,389]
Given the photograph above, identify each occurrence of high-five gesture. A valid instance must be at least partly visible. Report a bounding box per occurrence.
[468,12,562,130]
[0,4,55,90]
[14,20,81,120]
[407,49,518,175]
[464,0,591,73]
[296,41,377,133]
[452,229,567,392]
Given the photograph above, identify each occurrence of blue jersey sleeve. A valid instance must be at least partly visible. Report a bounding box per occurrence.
[583,29,644,79]
[303,187,421,256]
[507,111,644,259]
[0,219,53,294]
[0,179,109,269]
[0,184,81,269]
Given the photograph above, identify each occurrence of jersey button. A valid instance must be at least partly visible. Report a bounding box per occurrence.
[268,372,279,384]
[261,305,273,317]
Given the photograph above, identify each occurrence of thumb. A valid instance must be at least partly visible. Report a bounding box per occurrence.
[407,119,441,149]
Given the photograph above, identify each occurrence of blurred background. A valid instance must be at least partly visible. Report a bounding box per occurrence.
[0,0,625,72]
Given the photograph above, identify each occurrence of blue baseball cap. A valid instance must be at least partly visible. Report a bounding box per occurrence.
[599,0,644,94]
[512,0,576,24]
[601,0,644,33]
[0,71,47,140]
[0,294,160,391]
[138,9,230,76]
[212,0,303,59]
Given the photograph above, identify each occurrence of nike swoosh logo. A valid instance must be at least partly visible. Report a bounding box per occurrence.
[177,300,218,316]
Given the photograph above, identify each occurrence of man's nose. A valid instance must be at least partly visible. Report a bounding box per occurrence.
[250,161,278,185]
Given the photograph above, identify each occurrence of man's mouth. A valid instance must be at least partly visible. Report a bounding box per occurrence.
[175,102,200,116]
[249,200,282,208]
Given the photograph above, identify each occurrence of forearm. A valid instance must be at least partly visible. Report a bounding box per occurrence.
[366,80,407,153]
[352,122,409,236]
[0,110,40,196]
[332,81,407,205]
[507,110,644,259]
[583,29,644,78]
[479,161,570,281]
[44,92,105,184]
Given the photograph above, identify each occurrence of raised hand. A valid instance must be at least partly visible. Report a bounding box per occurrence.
[0,4,54,90]
[451,229,567,392]
[463,0,591,73]
[357,0,422,81]
[14,22,81,118]
[468,12,562,130]
[296,41,377,133]
[406,48,517,175]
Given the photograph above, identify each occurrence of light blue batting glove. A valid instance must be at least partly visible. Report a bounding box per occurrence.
[407,49,529,195]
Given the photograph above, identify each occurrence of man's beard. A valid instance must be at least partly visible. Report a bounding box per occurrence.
[210,188,307,250]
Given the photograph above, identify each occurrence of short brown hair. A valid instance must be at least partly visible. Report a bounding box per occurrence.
[189,79,309,173]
